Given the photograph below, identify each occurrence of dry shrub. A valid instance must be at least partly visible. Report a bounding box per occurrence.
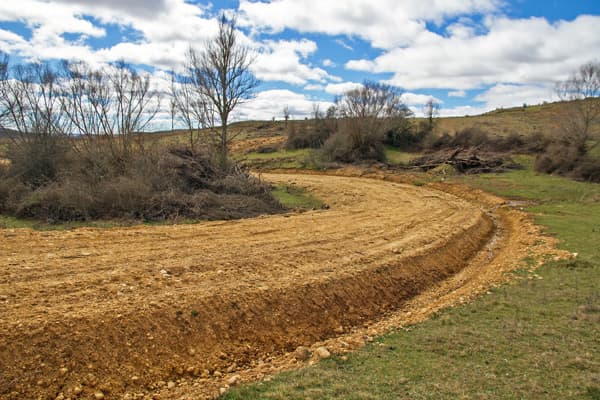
[285,121,333,150]
[0,142,282,222]
[534,144,600,183]
[6,137,71,187]
[428,128,549,153]
[321,129,386,163]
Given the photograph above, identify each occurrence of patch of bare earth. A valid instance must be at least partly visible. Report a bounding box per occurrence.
[0,171,565,399]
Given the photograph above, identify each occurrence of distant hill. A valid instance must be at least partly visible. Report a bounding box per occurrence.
[435,98,600,138]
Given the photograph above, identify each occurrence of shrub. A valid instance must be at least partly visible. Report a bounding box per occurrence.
[0,143,282,222]
[384,124,423,151]
[534,143,600,183]
[285,118,334,150]
[428,128,549,154]
[6,137,71,187]
[321,128,386,163]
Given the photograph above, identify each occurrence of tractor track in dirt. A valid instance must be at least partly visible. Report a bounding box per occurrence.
[0,170,564,399]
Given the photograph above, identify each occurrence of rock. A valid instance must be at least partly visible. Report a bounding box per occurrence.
[226,363,237,373]
[294,346,311,361]
[55,393,65,400]
[201,369,210,378]
[219,387,227,395]
[131,376,140,383]
[167,381,176,389]
[227,375,240,386]
[94,392,104,400]
[314,346,331,359]
[340,355,349,361]
[213,370,223,377]
[59,367,69,375]
[72,386,83,395]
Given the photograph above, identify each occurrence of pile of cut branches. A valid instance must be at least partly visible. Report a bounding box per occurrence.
[407,148,521,174]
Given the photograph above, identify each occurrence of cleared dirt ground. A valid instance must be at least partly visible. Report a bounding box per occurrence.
[0,172,560,399]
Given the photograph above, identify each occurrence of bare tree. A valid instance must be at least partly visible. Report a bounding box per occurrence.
[336,80,411,143]
[169,65,215,151]
[61,60,161,162]
[423,98,440,134]
[555,61,600,154]
[170,98,176,132]
[186,13,258,163]
[323,81,411,162]
[0,52,9,131]
[282,105,290,126]
[0,58,71,185]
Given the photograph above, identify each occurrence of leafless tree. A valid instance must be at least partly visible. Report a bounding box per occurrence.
[61,60,161,162]
[555,61,600,154]
[169,60,215,152]
[0,57,71,184]
[336,80,411,143]
[170,98,176,132]
[283,105,290,125]
[321,81,411,162]
[423,98,440,134]
[0,53,9,131]
[186,13,259,163]
[0,60,69,139]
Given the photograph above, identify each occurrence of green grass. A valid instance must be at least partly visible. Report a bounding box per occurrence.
[224,162,600,400]
[384,146,420,165]
[589,144,600,160]
[271,183,324,210]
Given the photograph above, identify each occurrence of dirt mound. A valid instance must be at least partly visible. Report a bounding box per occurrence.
[0,172,562,399]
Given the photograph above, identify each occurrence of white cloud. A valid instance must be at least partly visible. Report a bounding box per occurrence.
[448,90,467,97]
[440,83,557,117]
[439,104,490,117]
[401,93,441,106]
[304,83,325,91]
[347,15,600,90]
[473,83,555,109]
[239,0,500,49]
[322,58,335,67]
[334,39,354,51]
[0,0,217,69]
[324,81,363,95]
[234,89,334,121]
[252,39,334,85]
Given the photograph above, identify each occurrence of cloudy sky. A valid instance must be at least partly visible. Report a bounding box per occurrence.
[0,0,599,126]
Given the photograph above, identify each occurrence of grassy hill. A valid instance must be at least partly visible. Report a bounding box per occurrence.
[434,99,599,138]
[151,98,600,147]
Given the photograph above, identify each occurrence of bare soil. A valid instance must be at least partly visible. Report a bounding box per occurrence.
[0,171,563,399]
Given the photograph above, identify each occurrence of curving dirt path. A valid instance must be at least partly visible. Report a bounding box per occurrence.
[0,172,560,399]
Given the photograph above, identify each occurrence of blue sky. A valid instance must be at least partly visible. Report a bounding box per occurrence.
[0,0,599,125]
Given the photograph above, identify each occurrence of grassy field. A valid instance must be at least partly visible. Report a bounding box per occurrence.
[223,161,600,400]
[271,183,325,210]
